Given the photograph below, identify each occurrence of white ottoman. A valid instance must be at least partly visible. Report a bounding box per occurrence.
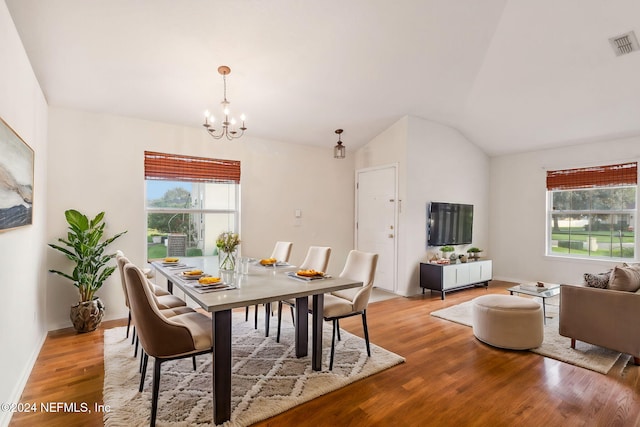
[472,295,543,350]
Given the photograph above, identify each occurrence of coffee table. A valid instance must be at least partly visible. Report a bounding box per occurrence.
[507,283,561,324]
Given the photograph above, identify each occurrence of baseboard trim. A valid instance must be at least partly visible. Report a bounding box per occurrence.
[0,331,47,427]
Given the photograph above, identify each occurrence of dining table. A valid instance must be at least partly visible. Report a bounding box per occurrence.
[151,256,363,424]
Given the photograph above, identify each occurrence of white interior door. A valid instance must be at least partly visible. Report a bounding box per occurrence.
[356,165,397,292]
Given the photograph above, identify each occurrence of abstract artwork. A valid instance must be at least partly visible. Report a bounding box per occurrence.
[0,117,34,231]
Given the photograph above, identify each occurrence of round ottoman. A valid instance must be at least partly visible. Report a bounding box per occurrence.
[472,295,543,350]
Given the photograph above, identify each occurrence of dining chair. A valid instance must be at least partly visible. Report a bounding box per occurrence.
[245,241,294,331]
[123,262,213,427]
[276,250,378,370]
[116,254,193,362]
[276,246,331,342]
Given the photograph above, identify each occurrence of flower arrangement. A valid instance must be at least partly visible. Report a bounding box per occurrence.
[216,232,240,270]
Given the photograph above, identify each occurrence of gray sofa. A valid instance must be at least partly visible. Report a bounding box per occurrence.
[559,264,640,365]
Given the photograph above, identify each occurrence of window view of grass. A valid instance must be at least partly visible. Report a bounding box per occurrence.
[549,186,636,259]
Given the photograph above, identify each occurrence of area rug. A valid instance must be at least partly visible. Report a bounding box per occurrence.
[430,298,625,374]
[103,312,405,426]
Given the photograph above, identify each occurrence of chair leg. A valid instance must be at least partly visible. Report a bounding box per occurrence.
[192,356,197,370]
[151,358,162,427]
[570,338,576,349]
[362,310,371,357]
[139,353,148,392]
[336,319,341,341]
[276,301,283,343]
[330,318,338,370]
[290,306,295,326]
[139,348,145,373]
[245,306,249,321]
[126,311,131,338]
[134,334,139,357]
[131,326,136,345]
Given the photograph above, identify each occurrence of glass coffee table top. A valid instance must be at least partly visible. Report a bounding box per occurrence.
[507,282,561,324]
[507,283,560,298]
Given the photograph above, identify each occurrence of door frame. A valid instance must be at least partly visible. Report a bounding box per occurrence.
[355,163,399,293]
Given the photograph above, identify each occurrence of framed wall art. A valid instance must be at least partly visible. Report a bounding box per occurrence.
[0,116,34,231]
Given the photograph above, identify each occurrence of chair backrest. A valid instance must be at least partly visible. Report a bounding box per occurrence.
[115,253,131,309]
[338,250,379,311]
[117,253,164,308]
[271,241,293,262]
[299,246,331,272]
[123,263,197,358]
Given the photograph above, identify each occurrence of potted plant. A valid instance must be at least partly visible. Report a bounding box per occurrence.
[467,247,483,259]
[48,209,126,333]
[440,245,455,259]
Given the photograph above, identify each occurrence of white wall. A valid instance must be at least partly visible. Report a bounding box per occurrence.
[46,107,356,329]
[0,2,48,425]
[489,136,640,284]
[355,116,490,296]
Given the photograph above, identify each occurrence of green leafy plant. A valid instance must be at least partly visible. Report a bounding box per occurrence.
[48,209,127,302]
[467,247,482,253]
[441,245,454,253]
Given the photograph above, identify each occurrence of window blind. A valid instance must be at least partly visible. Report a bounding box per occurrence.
[546,162,637,191]
[144,151,241,184]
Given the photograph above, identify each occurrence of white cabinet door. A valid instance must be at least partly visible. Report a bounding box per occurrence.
[442,266,458,290]
[468,263,482,283]
[480,261,493,281]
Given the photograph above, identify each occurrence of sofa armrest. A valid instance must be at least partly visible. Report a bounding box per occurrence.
[559,284,640,358]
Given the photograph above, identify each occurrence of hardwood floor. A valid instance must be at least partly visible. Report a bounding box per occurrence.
[9,280,640,426]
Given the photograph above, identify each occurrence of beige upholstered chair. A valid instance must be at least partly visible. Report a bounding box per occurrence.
[124,263,213,427]
[277,249,378,370]
[246,241,294,331]
[271,241,293,263]
[276,246,331,341]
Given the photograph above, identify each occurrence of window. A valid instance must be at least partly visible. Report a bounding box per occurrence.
[144,151,240,260]
[547,162,637,260]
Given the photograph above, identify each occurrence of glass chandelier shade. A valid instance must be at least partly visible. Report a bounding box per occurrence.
[334,129,345,159]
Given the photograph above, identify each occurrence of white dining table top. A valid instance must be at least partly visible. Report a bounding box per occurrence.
[151,256,362,312]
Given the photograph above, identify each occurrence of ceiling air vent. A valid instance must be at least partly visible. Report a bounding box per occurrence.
[609,31,639,56]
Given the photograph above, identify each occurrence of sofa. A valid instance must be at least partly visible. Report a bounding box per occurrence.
[559,263,640,365]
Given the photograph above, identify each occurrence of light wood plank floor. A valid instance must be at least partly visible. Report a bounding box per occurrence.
[10,280,640,426]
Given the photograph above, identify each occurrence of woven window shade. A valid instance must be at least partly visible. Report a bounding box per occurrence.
[144,151,240,183]
[546,162,637,190]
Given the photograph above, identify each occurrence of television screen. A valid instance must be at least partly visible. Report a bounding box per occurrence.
[427,202,473,246]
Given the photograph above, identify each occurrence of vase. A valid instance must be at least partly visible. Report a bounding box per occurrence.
[70,297,104,333]
[219,249,237,271]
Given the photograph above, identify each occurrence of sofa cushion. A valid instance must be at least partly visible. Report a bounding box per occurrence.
[584,272,610,289]
[608,265,640,292]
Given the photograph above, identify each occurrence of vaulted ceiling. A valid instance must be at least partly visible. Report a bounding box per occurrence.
[6,0,640,156]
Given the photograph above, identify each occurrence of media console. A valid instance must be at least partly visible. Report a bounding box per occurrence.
[420,259,492,300]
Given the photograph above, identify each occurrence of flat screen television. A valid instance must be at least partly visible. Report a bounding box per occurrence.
[427,202,473,246]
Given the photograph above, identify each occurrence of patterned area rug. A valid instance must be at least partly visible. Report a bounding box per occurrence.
[431,297,627,374]
[103,311,404,426]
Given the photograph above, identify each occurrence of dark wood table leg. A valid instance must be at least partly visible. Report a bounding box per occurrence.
[213,310,232,424]
[295,296,308,358]
[167,279,173,294]
[312,293,324,371]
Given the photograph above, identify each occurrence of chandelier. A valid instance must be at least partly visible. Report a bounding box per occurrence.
[334,129,346,159]
[203,65,247,140]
